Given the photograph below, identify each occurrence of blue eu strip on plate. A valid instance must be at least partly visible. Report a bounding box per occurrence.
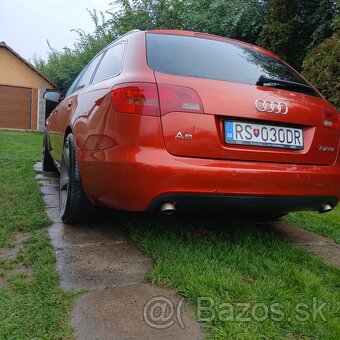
[226,121,234,142]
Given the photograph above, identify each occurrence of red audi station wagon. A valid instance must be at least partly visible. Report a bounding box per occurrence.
[43,30,340,224]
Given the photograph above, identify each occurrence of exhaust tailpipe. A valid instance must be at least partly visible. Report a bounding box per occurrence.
[319,203,333,213]
[160,202,176,215]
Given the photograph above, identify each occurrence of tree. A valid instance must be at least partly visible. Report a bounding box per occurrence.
[35,0,266,90]
[302,1,340,110]
[184,0,264,43]
[256,0,298,62]
[292,0,337,70]
[257,0,337,69]
[34,10,115,90]
[107,0,192,33]
[35,0,337,90]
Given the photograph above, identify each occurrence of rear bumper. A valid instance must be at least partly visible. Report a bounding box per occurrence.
[148,194,337,214]
[78,147,340,212]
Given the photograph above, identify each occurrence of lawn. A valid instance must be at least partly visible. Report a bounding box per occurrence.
[125,214,340,339]
[284,206,340,244]
[0,129,339,339]
[0,130,76,339]
[0,131,49,246]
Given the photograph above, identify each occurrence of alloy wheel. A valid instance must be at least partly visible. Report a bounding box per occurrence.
[60,140,70,216]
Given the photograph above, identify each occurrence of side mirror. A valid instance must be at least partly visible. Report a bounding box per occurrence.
[44,90,61,103]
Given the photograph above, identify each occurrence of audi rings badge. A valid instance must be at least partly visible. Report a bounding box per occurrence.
[255,100,288,114]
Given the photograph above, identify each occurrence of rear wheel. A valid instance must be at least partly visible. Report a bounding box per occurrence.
[60,133,94,224]
[42,129,56,171]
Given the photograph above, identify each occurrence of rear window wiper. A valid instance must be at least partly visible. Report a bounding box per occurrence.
[256,74,312,92]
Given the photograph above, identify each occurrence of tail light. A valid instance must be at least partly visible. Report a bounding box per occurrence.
[111,82,204,117]
[323,106,340,129]
[111,83,159,116]
[158,84,204,116]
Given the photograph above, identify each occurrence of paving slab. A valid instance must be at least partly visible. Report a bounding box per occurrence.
[33,162,42,171]
[36,172,57,180]
[42,194,59,208]
[45,207,63,223]
[263,221,340,268]
[56,242,153,291]
[40,185,59,195]
[39,179,60,187]
[71,283,205,340]
[48,222,130,250]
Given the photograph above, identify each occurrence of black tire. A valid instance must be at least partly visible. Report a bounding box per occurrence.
[59,133,94,224]
[42,129,56,172]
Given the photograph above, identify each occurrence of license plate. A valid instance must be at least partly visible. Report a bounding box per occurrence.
[225,121,304,150]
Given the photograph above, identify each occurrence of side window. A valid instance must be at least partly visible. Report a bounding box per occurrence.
[76,53,103,91]
[65,70,85,98]
[92,43,125,83]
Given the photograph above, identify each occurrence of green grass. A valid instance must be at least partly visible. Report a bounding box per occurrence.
[0,130,76,339]
[0,232,77,338]
[1,129,339,339]
[0,131,50,247]
[284,206,340,244]
[124,214,340,339]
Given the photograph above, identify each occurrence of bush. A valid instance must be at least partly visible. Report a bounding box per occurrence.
[302,15,340,110]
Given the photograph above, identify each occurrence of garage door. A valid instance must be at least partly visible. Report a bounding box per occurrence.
[0,85,32,129]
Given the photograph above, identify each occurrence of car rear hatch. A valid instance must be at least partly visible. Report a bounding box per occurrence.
[147,32,340,165]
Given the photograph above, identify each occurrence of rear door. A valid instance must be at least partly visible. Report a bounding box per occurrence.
[51,52,104,164]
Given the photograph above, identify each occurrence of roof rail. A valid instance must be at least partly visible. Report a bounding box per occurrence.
[106,29,140,49]
[115,29,140,40]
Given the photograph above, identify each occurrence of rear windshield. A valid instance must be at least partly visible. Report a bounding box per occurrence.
[146,33,319,97]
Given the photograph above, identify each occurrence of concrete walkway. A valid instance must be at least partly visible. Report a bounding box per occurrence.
[35,163,205,340]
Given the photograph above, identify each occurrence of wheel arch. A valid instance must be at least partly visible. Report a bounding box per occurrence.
[44,127,52,152]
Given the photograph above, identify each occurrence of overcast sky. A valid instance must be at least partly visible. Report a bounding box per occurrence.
[0,0,114,62]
